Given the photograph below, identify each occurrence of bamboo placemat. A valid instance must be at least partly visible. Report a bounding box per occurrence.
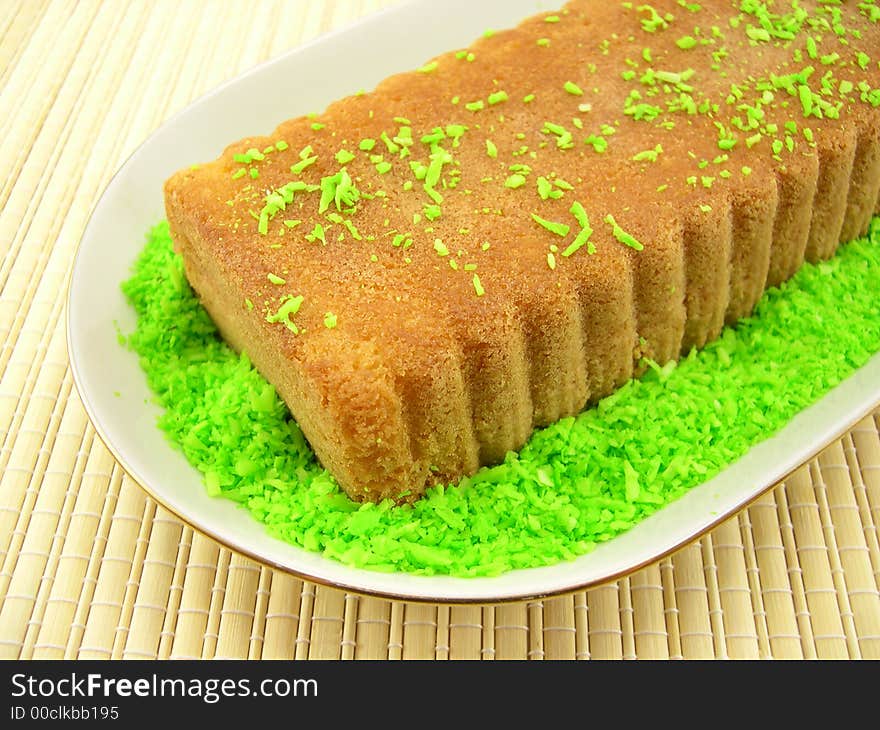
[1,0,879,661]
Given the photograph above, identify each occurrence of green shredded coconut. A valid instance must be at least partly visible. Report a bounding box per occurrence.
[121,219,880,576]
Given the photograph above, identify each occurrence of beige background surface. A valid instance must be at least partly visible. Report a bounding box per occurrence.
[1,0,879,660]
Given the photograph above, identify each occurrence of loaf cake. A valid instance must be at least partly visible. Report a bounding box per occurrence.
[165,0,880,503]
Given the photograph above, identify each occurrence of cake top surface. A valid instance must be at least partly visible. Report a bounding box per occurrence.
[165,0,880,369]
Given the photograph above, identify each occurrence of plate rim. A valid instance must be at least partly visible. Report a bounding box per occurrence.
[64,0,880,604]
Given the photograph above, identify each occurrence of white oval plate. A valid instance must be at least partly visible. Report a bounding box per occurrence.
[67,0,880,603]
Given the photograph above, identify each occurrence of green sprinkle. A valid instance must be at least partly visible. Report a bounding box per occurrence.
[305,223,327,245]
[265,294,304,333]
[486,140,498,158]
[465,100,485,112]
[488,90,509,105]
[523,94,536,103]
[433,239,449,256]
[335,149,355,165]
[584,134,608,153]
[632,144,663,163]
[563,202,594,257]
[424,204,442,221]
[323,312,337,329]
[638,5,670,33]
[472,274,485,297]
[375,161,392,175]
[676,36,698,49]
[418,60,438,73]
[380,132,400,154]
[537,38,551,47]
[537,176,563,200]
[445,124,467,143]
[231,168,246,180]
[267,273,286,285]
[291,156,318,174]
[564,81,584,96]
[504,174,526,189]
[544,14,560,22]
[569,200,590,229]
[604,214,644,250]
[531,213,570,237]
[311,122,325,131]
[359,138,376,152]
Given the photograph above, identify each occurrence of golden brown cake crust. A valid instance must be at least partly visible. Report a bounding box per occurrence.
[165,0,880,501]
